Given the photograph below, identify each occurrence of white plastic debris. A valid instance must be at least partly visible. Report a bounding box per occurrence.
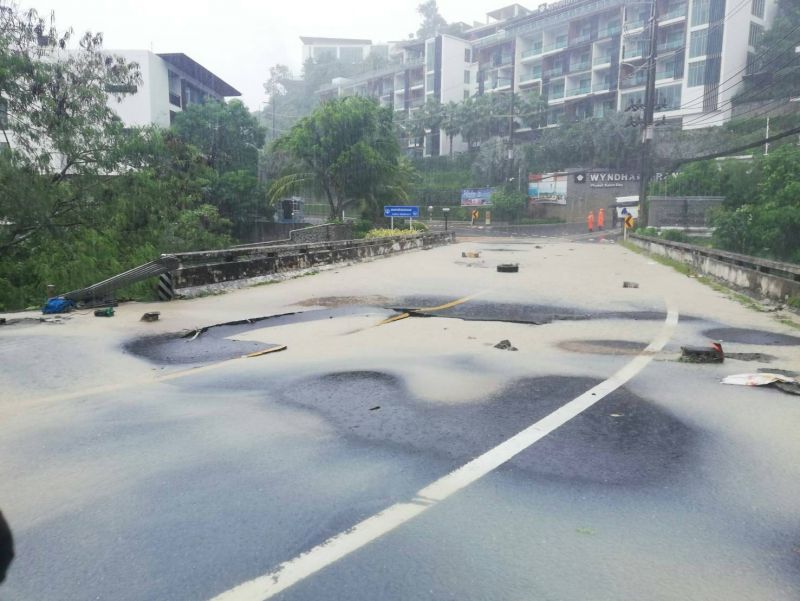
[721,373,797,386]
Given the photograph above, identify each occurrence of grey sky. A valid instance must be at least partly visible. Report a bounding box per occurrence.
[32,0,497,111]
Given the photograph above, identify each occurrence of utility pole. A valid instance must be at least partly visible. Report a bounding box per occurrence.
[638,0,659,227]
[272,94,276,141]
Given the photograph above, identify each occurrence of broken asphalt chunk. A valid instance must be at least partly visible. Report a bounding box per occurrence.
[494,339,518,351]
[681,342,724,363]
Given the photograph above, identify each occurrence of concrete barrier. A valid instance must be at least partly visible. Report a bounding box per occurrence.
[629,233,800,302]
[171,232,455,291]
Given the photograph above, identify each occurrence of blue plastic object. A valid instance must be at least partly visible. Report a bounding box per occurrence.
[42,297,75,314]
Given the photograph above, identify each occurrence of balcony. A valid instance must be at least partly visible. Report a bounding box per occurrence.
[593,54,613,66]
[543,66,566,78]
[549,88,565,100]
[601,25,621,37]
[570,33,593,47]
[520,68,542,82]
[657,39,685,53]
[409,79,424,89]
[592,81,613,93]
[566,84,591,97]
[660,4,687,21]
[570,60,591,73]
[625,19,646,30]
[542,39,568,54]
[522,43,543,59]
[409,97,425,108]
[168,92,181,107]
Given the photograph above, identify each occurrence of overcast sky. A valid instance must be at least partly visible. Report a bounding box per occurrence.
[32,0,496,111]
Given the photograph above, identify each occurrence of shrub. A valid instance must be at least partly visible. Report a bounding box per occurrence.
[364,228,421,239]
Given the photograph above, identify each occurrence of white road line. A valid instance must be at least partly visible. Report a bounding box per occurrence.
[209,305,680,601]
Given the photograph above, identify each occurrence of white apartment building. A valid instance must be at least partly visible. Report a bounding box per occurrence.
[314,0,780,153]
[108,51,241,128]
[300,37,388,64]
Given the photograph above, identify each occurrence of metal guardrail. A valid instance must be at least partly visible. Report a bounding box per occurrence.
[61,255,179,302]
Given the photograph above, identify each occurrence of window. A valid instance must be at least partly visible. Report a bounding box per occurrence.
[464,70,471,84]
[655,84,682,110]
[426,74,434,90]
[425,41,435,70]
[691,0,710,25]
[313,46,336,61]
[688,60,706,86]
[689,29,708,57]
[746,52,758,74]
[464,48,471,62]
[751,0,765,18]
[339,47,363,64]
[748,23,763,47]
[464,90,470,100]
[0,98,7,129]
[621,90,645,109]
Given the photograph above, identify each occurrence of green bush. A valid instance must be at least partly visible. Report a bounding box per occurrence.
[660,229,690,243]
[364,228,422,239]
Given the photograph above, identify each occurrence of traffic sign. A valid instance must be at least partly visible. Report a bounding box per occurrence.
[384,206,420,218]
[624,214,634,229]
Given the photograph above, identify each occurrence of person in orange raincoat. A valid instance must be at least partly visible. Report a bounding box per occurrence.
[587,211,595,232]
[597,207,605,231]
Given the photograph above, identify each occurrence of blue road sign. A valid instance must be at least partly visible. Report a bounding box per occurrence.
[384,205,420,218]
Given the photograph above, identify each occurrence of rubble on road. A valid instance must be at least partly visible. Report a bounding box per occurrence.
[681,342,724,363]
[722,372,800,396]
[494,339,518,351]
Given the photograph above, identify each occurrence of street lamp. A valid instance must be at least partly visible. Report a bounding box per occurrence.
[442,207,450,232]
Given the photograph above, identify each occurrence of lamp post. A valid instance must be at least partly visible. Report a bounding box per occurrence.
[442,207,450,232]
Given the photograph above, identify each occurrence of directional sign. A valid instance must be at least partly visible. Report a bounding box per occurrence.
[384,205,420,218]
[624,214,635,229]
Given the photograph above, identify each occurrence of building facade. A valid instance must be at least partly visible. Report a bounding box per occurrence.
[313,0,780,153]
[108,51,241,128]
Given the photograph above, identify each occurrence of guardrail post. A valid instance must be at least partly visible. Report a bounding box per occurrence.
[157,272,175,301]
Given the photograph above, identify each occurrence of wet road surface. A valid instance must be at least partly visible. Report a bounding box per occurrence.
[1,238,799,601]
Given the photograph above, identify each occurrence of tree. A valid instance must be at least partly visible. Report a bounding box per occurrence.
[171,100,267,238]
[441,101,463,157]
[417,0,447,39]
[0,5,141,255]
[490,189,528,223]
[735,0,800,103]
[269,96,412,220]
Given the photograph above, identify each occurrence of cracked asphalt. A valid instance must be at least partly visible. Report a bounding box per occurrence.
[1,237,799,601]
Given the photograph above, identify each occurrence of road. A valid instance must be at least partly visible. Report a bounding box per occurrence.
[1,236,799,601]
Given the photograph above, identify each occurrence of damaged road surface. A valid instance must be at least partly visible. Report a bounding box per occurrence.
[2,239,800,601]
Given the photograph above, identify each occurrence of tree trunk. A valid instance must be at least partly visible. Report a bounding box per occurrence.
[449,134,454,157]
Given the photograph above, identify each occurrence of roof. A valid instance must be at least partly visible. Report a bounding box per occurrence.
[487,4,530,20]
[300,36,372,45]
[157,53,240,97]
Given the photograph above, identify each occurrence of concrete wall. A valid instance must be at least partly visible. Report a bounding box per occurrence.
[629,233,800,301]
[172,232,455,290]
[649,196,723,228]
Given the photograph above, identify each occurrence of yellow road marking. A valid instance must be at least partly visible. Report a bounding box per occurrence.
[375,291,487,327]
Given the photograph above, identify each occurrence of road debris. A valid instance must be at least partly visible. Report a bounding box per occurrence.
[497,263,519,273]
[722,372,800,395]
[141,312,160,322]
[681,342,724,363]
[369,406,381,411]
[42,297,75,314]
[494,339,518,351]
[623,281,639,288]
[245,345,287,358]
[93,307,115,317]
[461,251,481,258]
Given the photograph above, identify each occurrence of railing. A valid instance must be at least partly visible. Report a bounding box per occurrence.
[409,97,425,107]
[660,4,687,20]
[570,33,593,46]
[549,88,565,100]
[592,81,613,92]
[593,54,612,65]
[570,61,591,72]
[566,84,591,96]
[625,19,646,29]
[542,39,568,53]
[543,67,566,78]
[169,93,181,107]
[522,44,543,58]
[602,25,622,37]
[409,79,424,88]
[404,57,424,67]
[520,69,542,82]
[657,39,685,53]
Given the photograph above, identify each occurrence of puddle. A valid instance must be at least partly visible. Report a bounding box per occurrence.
[274,372,696,486]
[124,306,394,365]
[559,340,649,356]
[703,327,800,346]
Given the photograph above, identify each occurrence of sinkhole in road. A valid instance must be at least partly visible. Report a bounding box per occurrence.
[274,372,697,487]
[392,297,681,325]
[123,306,395,365]
[702,327,800,346]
